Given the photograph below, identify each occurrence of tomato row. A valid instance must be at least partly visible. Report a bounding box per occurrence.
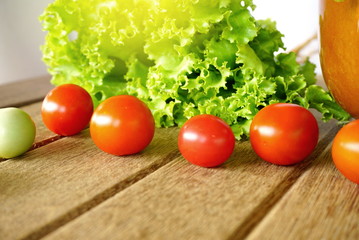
[41,84,155,156]
[0,83,358,185]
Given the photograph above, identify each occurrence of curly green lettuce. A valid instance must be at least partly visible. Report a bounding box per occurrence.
[40,0,350,139]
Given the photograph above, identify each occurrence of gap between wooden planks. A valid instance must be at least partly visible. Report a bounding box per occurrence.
[245,144,359,240]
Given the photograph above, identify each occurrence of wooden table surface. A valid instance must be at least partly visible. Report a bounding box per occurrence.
[1,47,358,240]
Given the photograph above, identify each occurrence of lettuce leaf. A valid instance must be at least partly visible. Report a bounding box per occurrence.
[40,0,350,139]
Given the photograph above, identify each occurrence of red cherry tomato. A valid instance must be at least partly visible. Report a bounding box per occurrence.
[332,119,359,184]
[250,103,319,165]
[90,95,155,156]
[178,114,235,168]
[42,84,93,136]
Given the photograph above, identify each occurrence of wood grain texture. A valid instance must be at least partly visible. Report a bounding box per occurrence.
[0,75,53,108]
[0,127,179,240]
[43,120,338,240]
[246,144,359,240]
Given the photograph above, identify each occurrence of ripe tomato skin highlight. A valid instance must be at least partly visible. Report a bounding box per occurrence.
[90,95,155,156]
[178,114,235,168]
[250,103,319,165]
[332,120,359,184]
[41,84,94,136]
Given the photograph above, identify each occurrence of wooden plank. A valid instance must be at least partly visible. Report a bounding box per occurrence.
[0,75,53,108]
[0,125,179,240]
[43,119,339,240]
[245,142,359,240]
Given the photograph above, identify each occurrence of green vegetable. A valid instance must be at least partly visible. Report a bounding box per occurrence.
[0,108,36,159]
[40,0,350,139]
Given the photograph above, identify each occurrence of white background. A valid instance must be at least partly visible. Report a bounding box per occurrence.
[0,0,319,86]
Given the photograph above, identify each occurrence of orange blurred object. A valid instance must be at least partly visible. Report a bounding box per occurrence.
[319,0,359,119]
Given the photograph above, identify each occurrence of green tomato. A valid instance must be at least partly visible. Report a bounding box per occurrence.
[0,108,36,159]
